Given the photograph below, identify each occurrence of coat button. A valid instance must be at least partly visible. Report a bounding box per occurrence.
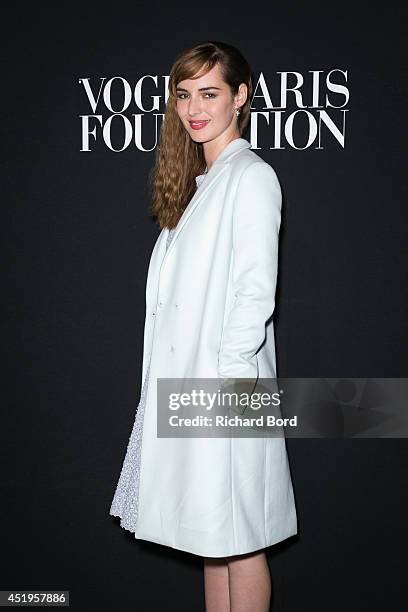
[158,301,164,308]
[170,345,175,352]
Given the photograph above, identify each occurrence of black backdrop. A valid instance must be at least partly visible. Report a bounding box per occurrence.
[2,2,407,611]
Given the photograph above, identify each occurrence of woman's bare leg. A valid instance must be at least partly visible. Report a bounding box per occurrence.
[226,550,271,612]
[204,557,230,611]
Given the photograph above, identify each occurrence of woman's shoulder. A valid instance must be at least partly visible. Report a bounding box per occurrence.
[229,148,280,187]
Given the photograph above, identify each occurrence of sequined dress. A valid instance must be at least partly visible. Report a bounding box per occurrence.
[109,171,207,534]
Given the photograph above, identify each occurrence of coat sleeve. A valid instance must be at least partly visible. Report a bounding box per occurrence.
[217,161,282,383]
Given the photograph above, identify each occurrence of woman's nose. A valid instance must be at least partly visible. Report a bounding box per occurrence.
[188,96,203,115]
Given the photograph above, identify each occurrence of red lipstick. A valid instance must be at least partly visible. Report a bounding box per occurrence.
[189,120,210,130]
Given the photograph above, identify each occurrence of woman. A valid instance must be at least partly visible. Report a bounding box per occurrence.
[110,41,297,611]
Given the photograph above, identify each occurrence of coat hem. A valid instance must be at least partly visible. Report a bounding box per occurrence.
[131,529,298,558]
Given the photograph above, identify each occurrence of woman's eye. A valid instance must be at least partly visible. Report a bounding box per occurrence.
[176,93,217,100]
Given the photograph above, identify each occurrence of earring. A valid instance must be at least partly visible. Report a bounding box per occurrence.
[235,107,241,117]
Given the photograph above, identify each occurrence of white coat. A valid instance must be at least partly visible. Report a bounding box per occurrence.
[134,137,297,557]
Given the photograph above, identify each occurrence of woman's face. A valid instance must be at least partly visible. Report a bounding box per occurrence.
[176,63,245,144]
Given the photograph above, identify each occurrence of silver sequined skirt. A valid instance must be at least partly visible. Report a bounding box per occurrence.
[109,359,151,533]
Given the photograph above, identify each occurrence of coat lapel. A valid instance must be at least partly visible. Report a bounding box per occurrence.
[162,138,251,264]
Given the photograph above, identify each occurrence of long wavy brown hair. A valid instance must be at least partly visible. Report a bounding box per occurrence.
[148,41,253,230]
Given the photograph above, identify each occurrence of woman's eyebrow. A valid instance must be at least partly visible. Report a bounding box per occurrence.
[176,86,222,92]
